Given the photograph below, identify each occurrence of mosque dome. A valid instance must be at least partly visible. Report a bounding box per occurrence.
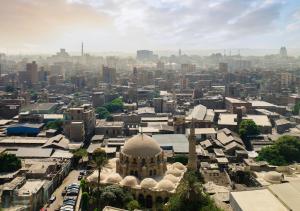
[106,173,122,184]
[264,171,283,184]
[122,134,162,158]
[163,174,180,183]
[166,168,183,177]
[172,162,186,171]
[156,179,176,192]
[121,176,138,187]
[140,178,158,189]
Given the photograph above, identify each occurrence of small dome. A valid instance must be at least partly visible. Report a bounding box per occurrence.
[122,134,162,158]
[164,174,180,183]
[106,173,122,184]
[156,180,175,192]
[172,162,186,171]
[140,178,158,189]
[264,171,283,184]
[121,176,138,187]
[166,168,182,177]
[87,170,107,183]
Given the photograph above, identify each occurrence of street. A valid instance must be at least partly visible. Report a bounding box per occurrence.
[45,170,81,211]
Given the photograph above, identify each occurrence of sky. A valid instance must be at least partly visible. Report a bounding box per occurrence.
[0,0,300,54]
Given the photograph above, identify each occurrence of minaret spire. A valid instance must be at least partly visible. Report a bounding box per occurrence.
[188,118,197,171]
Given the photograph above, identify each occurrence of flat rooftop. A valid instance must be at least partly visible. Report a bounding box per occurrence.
[230,189,288,211]
[18,180,45,196]
[243,115,272,127]
[218,114,237,126]
[225,97,247,104]
[249,100,277,107]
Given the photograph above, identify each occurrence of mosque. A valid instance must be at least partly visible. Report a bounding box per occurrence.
[87,126,197,208]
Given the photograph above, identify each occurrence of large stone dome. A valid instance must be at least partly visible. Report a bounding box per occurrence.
[122,134,162,158]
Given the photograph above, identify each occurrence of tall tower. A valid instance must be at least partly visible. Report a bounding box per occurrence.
[188,119,197,171]
[81,42,84,56]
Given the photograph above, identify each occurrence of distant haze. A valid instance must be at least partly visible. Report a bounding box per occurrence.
[0,0,300,55]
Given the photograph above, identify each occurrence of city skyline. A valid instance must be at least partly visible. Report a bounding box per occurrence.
[1,0,300,54]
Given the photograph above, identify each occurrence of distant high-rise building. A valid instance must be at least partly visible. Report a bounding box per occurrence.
[157,61,165,70]
[179,49,182,57]
[181,64,196,73]
[219,62,228,72]
[102,65,116,84]
[136,50,154,60]
[280,46,288,57]
[26,61,38,85]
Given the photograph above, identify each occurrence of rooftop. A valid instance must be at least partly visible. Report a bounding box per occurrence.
[218,114,237,126]
[153,134,189,154]
[230,189,289,211]
[243,115,272,127]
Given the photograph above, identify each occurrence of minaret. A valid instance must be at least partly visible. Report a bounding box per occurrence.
[81,42,84,56]
[188,119,197,171]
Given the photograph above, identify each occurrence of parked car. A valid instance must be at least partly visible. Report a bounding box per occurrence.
[49,195,56,203]
[79,170,86,176]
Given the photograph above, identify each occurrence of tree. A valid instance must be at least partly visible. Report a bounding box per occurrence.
[96,107,111,119]
[104,98,123,113]
[5,85,15,93]
[45,120,63,130]
[239,119,259,138]
[173,155,189,165]
[257,135,300,166]
[71,148,88,164]
[80,179,88,192]
[293,102,300,115]
[127,200,140,211]
[0,153,21,173]
[239,119,259,142]
[92,148,108,210]
[81,192,90,211]
[165,171,222,211]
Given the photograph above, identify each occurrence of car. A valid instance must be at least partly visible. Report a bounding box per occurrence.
[61,190,66,196]
[63,201,75,207]
[79,170,86,176]
[77,175,82,181]
[66,188,79,193]
[49,195,56,203]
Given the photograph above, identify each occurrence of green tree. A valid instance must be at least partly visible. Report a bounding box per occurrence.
[126,200,140,211]
[165,171,222,211]
[45,120,63,130]
[96,107,111,119]
[173,155,189,165]
[81,192,90,211]
[5,85,15,93]
[104,97,123,113]
[71,148,88,164]
[92,148,108,210]
[80,179,88,192]
[0,153,21,173]
[257,135,300,166]
[293,102,300,115]
[239,119,259,141]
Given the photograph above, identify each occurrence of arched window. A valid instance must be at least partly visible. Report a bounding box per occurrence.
[141,159,146,166]
[146,195,153,208]
[149,170,152,176]
[153,169,157,176]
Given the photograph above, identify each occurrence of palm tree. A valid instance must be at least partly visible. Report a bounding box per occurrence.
[92,148,108,210]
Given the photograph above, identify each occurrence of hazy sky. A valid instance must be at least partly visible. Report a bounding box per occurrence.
[0,0,300,54]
